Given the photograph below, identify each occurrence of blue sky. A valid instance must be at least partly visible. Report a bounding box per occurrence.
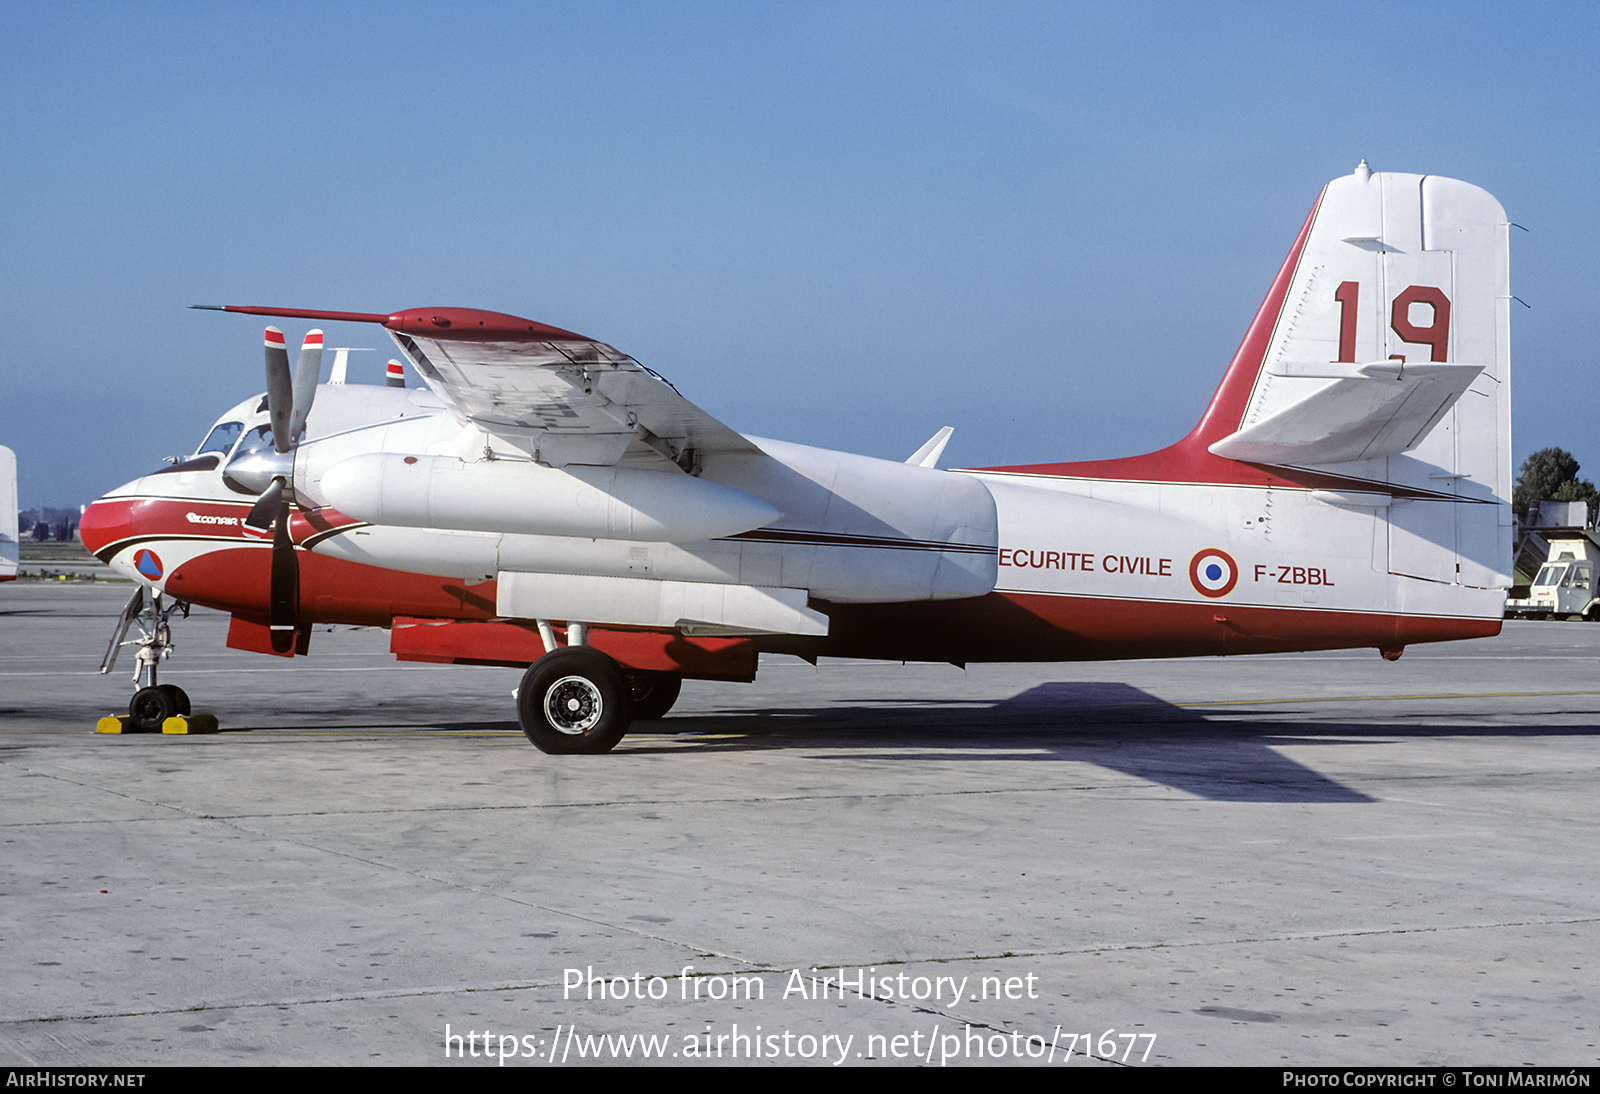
[3,1,1596,508]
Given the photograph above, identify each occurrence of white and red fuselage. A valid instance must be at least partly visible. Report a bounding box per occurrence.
[79,166,1513,682]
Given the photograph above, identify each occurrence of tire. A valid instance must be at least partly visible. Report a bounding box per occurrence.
[158,685,191,717]
[517,647,632,754]
[628,673,682,722]
[128,686,180,732]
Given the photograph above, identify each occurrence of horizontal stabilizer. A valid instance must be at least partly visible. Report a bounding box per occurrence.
[1207,360,1485,466]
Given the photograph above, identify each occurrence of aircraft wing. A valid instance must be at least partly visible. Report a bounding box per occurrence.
[195,305,763,470]
[391,329,763,470]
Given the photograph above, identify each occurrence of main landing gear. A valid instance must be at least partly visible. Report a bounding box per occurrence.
[101,586,192,731]
[628,672,683,723]
[515,620,683,754]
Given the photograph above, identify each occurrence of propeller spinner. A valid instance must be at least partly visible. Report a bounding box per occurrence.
[223,327,322,652]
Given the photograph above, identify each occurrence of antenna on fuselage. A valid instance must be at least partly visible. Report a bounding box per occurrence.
[325,347,375,385]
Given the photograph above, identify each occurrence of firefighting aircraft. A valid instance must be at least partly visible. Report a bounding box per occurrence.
[81,164,1513,752]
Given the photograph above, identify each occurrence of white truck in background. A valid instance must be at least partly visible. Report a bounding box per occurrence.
[1506,500,1600,620]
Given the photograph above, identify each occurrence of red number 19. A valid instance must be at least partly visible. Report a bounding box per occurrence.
[1333,282,1451,363]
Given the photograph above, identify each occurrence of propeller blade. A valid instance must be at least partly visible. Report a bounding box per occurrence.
[264,327,293,454]
[268,494,299,653]
[290,329,322,443]
[244,478,284,536]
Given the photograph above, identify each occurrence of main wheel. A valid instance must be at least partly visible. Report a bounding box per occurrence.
[517,647,633,754]
[628,673,682,721]
[128,686,180,732]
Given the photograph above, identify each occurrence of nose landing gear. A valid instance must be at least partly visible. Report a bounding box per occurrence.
[101,586,193,731]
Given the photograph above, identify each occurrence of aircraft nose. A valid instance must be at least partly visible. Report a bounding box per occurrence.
[78,493,134,560]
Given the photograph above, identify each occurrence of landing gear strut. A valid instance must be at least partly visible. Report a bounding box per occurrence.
[101,587,192,731]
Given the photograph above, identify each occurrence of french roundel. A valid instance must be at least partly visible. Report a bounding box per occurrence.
[1188,548,1238,598]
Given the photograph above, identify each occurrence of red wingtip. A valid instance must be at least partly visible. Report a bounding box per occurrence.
[213,304,591,342]
[380,307,589,342]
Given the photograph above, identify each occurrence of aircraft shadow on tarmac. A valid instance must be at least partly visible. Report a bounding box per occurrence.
[618,680,1597,804]
[604,681,1379,804]
[254,682,1600,805]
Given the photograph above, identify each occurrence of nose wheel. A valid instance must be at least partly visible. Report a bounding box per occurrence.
[517,647,633,754]
[129,684,191,732]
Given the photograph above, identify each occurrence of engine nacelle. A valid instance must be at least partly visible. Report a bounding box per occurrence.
[320,454,781,543]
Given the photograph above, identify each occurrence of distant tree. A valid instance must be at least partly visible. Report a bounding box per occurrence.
[1552,477,1600,515]
[1514,447,1597,521]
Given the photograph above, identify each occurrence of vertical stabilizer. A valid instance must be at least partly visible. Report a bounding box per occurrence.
[0,446,17,582]
[1203,165,1512,589]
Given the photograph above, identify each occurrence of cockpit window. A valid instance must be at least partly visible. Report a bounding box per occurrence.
[196,421,244,457]
[237,423,276,453]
